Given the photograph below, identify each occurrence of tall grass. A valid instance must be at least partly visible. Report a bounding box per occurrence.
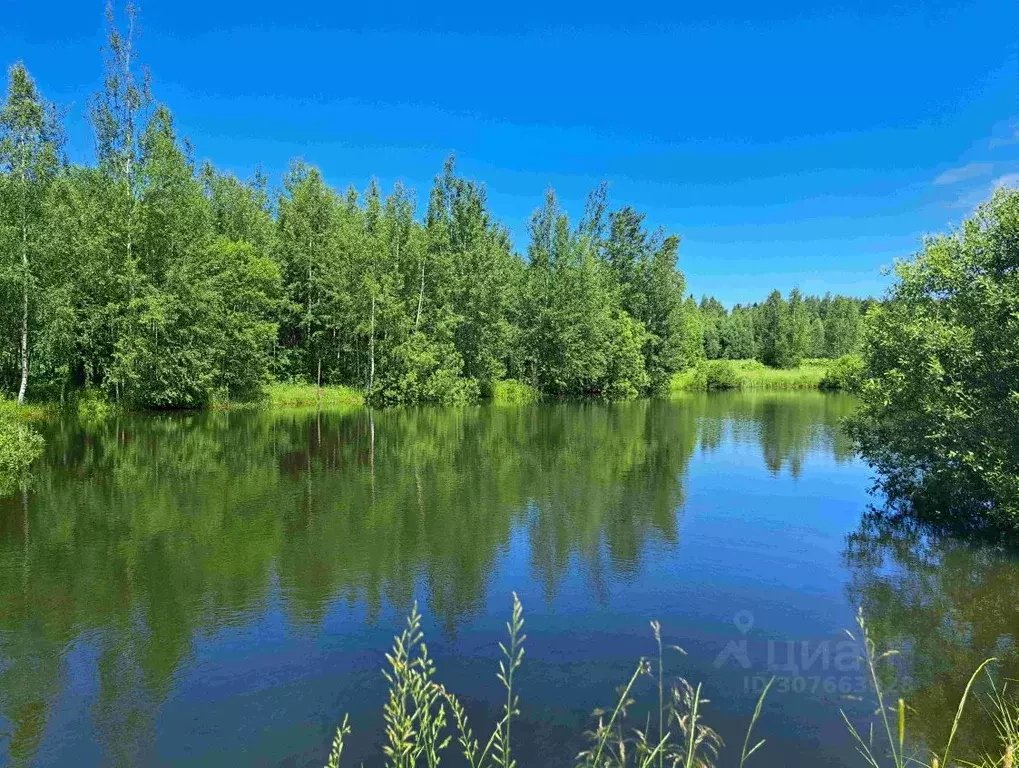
[839,607,1007,768]
[671,360,829,393]
[324,595,772,768]
[324,597,1019,768]
[488,379,541,405]
[264,383,365,409]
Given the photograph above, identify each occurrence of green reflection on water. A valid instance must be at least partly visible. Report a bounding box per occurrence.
[0,392,923,766]
[845,513,1019,759]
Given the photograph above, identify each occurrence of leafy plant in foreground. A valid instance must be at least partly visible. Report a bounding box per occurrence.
[323,595,772,768]
[840,607,1002,768]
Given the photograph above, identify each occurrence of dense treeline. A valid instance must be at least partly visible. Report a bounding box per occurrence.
[0,6,869,409]
[695,290,871,367]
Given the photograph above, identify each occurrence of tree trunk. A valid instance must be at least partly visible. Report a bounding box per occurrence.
[17,200,28,405]
[368,293,376,392]
[306,238,313,345]
[415,259,425,331]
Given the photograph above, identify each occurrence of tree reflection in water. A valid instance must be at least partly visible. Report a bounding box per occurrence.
[0,393,865,765]
[844,511,1019,759]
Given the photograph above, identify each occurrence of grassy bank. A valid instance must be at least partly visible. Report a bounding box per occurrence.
[323,596,1016,768]
[262,383,365,409]
[487,378,541,405]
[9,360,850,423]
[671,358,852,393]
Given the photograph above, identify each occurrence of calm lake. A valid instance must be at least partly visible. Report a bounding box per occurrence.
[0,393,1015,766]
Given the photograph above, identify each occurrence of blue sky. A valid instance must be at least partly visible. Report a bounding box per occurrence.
[3,0,1017,305]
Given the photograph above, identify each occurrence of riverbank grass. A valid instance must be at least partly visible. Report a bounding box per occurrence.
[264,383,365,409]
[671,359,832,393]
[488,378,541,405]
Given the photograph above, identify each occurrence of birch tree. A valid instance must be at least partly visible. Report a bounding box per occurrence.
[0,63,62,403]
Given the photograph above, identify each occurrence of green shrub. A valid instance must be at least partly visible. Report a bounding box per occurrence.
[850,188,1019,527]
[0,403,44,496]
[369,333,479,407]
[489,378,540,405]
[820,354,865,391]
[73,389,121,421]
[669,365,707,392]
[702,360,742,389]
[736,359,767,371]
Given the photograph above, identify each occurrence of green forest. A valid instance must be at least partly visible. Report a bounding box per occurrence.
[0,9,870,411]
[3,4,1018,529]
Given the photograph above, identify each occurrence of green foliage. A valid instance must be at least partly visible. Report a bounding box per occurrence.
[701,360,741,389]
[518,187,673,400]
[719,306,758,360]
[488,379,540,405]
[263,383,364,409]
[850,188,1019,528]
[0,400,42,494]
[691,291,868,369]
[819,354,864,391]
[758,291,799,368]
[671,359,830,392]
[604,203,688,392]
[0,61,63,405]
[603,310,651,399]
[370,333,479,407]
[72,388,120,421]
[824,296,863,357]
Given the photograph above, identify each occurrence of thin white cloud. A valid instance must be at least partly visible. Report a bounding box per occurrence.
[994,172,1019,188]
[933,162,994,185]
[989,121,1019,149]
[948,172,1019,210]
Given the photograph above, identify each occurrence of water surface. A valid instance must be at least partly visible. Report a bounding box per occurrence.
[0,393,1015,766]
